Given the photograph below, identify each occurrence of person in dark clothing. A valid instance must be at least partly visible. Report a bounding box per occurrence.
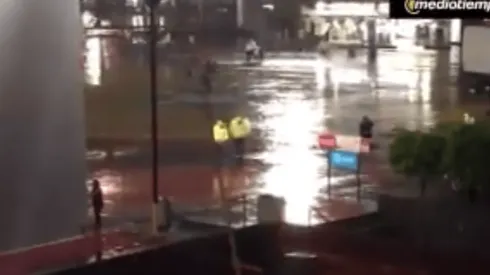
[201,72,212,94]
[204,59,217,74]
[201,59,217,94]
[359,116,374,139]
[91,179,104,230]
[234,137,245,165]
[229,116,251,165]
[348,47,357,58]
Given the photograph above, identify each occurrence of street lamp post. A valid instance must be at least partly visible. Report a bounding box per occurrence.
[145,0,161,235]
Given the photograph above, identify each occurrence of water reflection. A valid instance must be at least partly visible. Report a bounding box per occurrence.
[85,37,102,86]
[90,170,123,197]
[84,34,124,85]
[254,95,326,225]
[84,37,456,226]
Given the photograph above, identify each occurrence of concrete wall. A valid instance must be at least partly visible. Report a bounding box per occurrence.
[459,20,490,101]
[378,195,490,256]
[0,0,86,251]
[56,225,282,275]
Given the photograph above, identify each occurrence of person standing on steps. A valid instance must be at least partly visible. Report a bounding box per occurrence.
[91,179,104,230]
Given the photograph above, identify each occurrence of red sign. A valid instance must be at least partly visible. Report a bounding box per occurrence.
[318,132,336,149]
[317,132,371,153]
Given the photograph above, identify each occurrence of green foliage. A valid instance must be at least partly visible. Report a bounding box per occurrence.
[444,122,490,193]
[391,121,490,199]
[389,130,420,176]
[432,121,463,136]
[389,130,446,177]
[413,133,447,178]
[431,122,462,177]
[389,130,446,196]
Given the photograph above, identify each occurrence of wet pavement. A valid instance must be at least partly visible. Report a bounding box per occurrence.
[0,229,143,274]
[0,46,464,273]
[88,47,460,227]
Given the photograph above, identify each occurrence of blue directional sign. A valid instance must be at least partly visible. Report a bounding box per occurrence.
[329,150,359,171]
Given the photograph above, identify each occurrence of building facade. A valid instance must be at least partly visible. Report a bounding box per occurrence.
[0,0,86,251]
[459,20,490,101]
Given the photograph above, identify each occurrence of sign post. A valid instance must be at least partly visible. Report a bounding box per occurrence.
[327,151,332,195]
[329,149,361,200]
[318,133,336,196]
[318,132,369,200]
[356,154,361,201]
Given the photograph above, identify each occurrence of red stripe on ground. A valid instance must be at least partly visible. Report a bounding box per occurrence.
[0,230,141,275]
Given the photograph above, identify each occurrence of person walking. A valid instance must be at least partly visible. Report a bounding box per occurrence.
[200,59,217,95]
[91,179,104,230]
[245,38,260,62]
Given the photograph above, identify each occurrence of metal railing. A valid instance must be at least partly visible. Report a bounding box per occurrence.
[173,193,254,228]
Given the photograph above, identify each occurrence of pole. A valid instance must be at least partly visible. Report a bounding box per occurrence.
[327,150,332,196]
[356,153,361,201]
[148,0,160,235]
[367,19,377,63]
[198,0,204,24]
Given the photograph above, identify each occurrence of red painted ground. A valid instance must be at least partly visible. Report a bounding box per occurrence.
[0,164,385,274]
[93,165,257,218]
[0,230,143,275]
[0,165,251,275]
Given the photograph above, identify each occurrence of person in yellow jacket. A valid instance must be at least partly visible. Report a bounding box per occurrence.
[228,116,251,164]
[213,120,230,144]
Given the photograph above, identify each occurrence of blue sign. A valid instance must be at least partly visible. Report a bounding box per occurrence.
[329,150,359,171]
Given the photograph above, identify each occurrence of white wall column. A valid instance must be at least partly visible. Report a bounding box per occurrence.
[237,0,244,27]
[0,0,86,251]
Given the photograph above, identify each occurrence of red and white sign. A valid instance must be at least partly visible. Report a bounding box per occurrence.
[317,132,370,153]
[336,135,370,153]
[317,132,336,149]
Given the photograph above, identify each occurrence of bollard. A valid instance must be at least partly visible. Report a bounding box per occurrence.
[257,194,285,275]
[257,194,285,225]
[158,196,173,232]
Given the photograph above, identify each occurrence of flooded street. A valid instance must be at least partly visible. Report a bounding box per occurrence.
[85,37,462,227]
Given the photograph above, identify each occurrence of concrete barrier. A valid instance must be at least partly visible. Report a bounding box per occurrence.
[53,224,282,275]
[377,194,490,257]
